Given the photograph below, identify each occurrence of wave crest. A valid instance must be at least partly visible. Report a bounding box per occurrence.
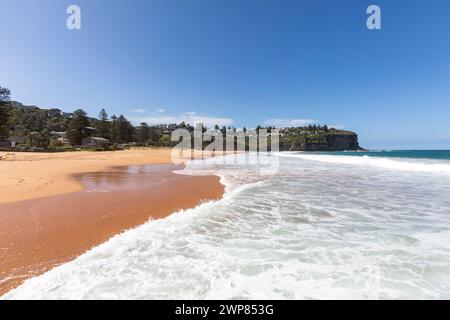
[276,153,450,174]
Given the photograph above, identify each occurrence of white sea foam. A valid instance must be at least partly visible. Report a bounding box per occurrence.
[276,152,450,174]
[3,153,450,299]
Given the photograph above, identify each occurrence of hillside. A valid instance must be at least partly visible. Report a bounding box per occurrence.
[3,102,363,151]
[279,127,362,151]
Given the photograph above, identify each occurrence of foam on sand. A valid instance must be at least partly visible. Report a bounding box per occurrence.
[3,153,450,299]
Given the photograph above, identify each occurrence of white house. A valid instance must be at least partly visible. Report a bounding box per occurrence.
[81,137,110,147]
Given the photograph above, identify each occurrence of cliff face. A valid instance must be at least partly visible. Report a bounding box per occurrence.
[315,132,361,151]
[279,130,362,151]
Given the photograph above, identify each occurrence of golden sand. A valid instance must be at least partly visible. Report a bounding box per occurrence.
[0,149,224,295]
[0,148,177,204]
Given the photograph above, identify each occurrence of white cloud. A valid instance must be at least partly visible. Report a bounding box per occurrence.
[156,108,165,113]
[263,118,317,128]
[131,108,146,114]
[132,111,234,127]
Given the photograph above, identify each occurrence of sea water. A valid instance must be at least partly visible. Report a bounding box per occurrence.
[3,151,450,299]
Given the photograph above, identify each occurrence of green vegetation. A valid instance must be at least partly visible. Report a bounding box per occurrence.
[137,122,150,144]
[0,87,12,139]
[278,126,361,151]
[0,86,362,152]
[97,109,110,139]
[67,109,90,145]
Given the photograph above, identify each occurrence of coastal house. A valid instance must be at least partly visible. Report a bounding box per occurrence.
[12,136,26,144]
[81,137,110,147]
[51,131,70,145]
[5,136,26,147]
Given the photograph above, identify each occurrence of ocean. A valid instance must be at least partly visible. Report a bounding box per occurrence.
[317,150,450,160]
[3,150,450,299]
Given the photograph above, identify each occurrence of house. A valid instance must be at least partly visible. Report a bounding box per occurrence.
[51,131,70,145]
[85,127,97,132]
[51,131,66,137]
[14,136,26,144]
[0,136,26,147]
[81,137,110,147]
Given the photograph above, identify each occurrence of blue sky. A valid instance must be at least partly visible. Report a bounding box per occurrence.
[1,0,450,149]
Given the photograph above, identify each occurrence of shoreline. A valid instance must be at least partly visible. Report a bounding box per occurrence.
[0,149,225,296]
[0,148,180,204]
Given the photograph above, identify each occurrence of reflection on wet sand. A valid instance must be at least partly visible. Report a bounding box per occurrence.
[0,164,224,295]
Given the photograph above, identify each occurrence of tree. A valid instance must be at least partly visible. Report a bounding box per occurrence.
[160,134,171,146]
[67,109,89,145]
[148,126,161,145]
[110,115,118,143]
[97,109,110,139]
[0,87,10,102]
[0,87,12,139]
[137,122,150,144]
[116,115,133,143]
[30,127,50,148]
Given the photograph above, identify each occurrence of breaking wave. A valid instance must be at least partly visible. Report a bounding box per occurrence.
[276,152,450,174]
[3,153,450,299]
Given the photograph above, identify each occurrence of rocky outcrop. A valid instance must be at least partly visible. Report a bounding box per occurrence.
[279,130,363,151]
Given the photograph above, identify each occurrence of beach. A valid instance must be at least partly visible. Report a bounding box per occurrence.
[0,148,181,204]
[3,152,450,299]
[0,149,224,295]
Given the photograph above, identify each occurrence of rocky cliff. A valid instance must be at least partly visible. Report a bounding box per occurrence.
[279,129,363,151]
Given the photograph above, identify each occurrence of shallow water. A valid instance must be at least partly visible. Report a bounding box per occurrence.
[3,153,450,299]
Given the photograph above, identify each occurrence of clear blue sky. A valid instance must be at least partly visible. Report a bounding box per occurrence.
[1,0,450,149]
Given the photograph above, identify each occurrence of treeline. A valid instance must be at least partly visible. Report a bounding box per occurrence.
[0,86,358,151]
[0,87,163,148]
[0,87,216,149]
[67,109,135,145]
[0,87,255,149]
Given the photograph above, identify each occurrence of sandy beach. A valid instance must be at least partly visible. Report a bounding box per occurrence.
[0,148,181,204]
[0,149,224,295]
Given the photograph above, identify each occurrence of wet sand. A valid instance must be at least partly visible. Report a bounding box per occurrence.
[0,163,224,296]
[0,149,176,204]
